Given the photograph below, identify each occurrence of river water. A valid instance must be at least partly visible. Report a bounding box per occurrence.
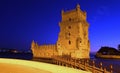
[90,53,120,73]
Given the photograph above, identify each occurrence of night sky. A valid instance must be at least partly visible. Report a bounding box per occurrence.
[0,0,120,52]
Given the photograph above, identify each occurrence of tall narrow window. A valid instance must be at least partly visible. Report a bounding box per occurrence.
[76,37,82,49]
[69,18,71,21]
[68,26,71,29]
[80,40,81,43]
[68,33,70,36]
[69,40,71,45]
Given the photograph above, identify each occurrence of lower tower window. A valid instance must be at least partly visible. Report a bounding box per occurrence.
[69,40,71,45]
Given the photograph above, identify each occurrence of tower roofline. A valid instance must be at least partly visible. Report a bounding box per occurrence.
[61,4,86,16]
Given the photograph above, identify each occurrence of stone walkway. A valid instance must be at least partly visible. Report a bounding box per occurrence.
[0,58,91,73]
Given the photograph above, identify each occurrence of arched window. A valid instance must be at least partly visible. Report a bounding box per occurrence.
[69,40,71,45]
[68,26,71,29]
[65,32,71,39]
[80,40,81,43]
[68,33,71,36]
[69,18,71,21]
[76,37,82,49]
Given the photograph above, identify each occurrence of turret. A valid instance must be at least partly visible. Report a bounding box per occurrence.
[31,40,35,53]
[76,4,80,11]
[31,40,35,48]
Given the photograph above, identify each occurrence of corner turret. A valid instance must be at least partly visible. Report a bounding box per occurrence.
[76,4,80,11]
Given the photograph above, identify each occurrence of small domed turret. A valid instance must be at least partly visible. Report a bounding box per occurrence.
[76,4,80,8]
[76,4,80,11]
[61,9,64,14]
[31,40,35,48]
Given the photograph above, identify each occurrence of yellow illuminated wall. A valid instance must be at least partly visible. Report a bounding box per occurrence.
[31,4,90,59]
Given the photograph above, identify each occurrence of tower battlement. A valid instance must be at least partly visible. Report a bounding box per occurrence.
[61,4,86,22]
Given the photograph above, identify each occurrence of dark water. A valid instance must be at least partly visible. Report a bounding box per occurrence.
[0,52,33,60]
[90,53,120,73]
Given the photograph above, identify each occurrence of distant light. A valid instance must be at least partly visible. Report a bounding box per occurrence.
[13,50,18,53]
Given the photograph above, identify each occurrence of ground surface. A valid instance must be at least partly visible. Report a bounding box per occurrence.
[0,58,91,73]
[0,63,51,73]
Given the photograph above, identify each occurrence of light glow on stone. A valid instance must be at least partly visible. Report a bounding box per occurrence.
[0,58,91,73]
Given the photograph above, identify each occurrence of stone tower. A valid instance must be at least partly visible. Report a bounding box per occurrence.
[57,4,90,58]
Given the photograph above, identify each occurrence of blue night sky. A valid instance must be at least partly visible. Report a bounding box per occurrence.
[0,0,120,52]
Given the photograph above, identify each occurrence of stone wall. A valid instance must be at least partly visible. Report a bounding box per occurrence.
[57,4,90,58]
[31,41,57,58]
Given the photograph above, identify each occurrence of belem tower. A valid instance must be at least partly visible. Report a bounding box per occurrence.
[31,4,90,59]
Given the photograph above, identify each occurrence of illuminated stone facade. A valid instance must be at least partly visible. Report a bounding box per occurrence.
[31,4,90,59]
[31,41,57,58]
